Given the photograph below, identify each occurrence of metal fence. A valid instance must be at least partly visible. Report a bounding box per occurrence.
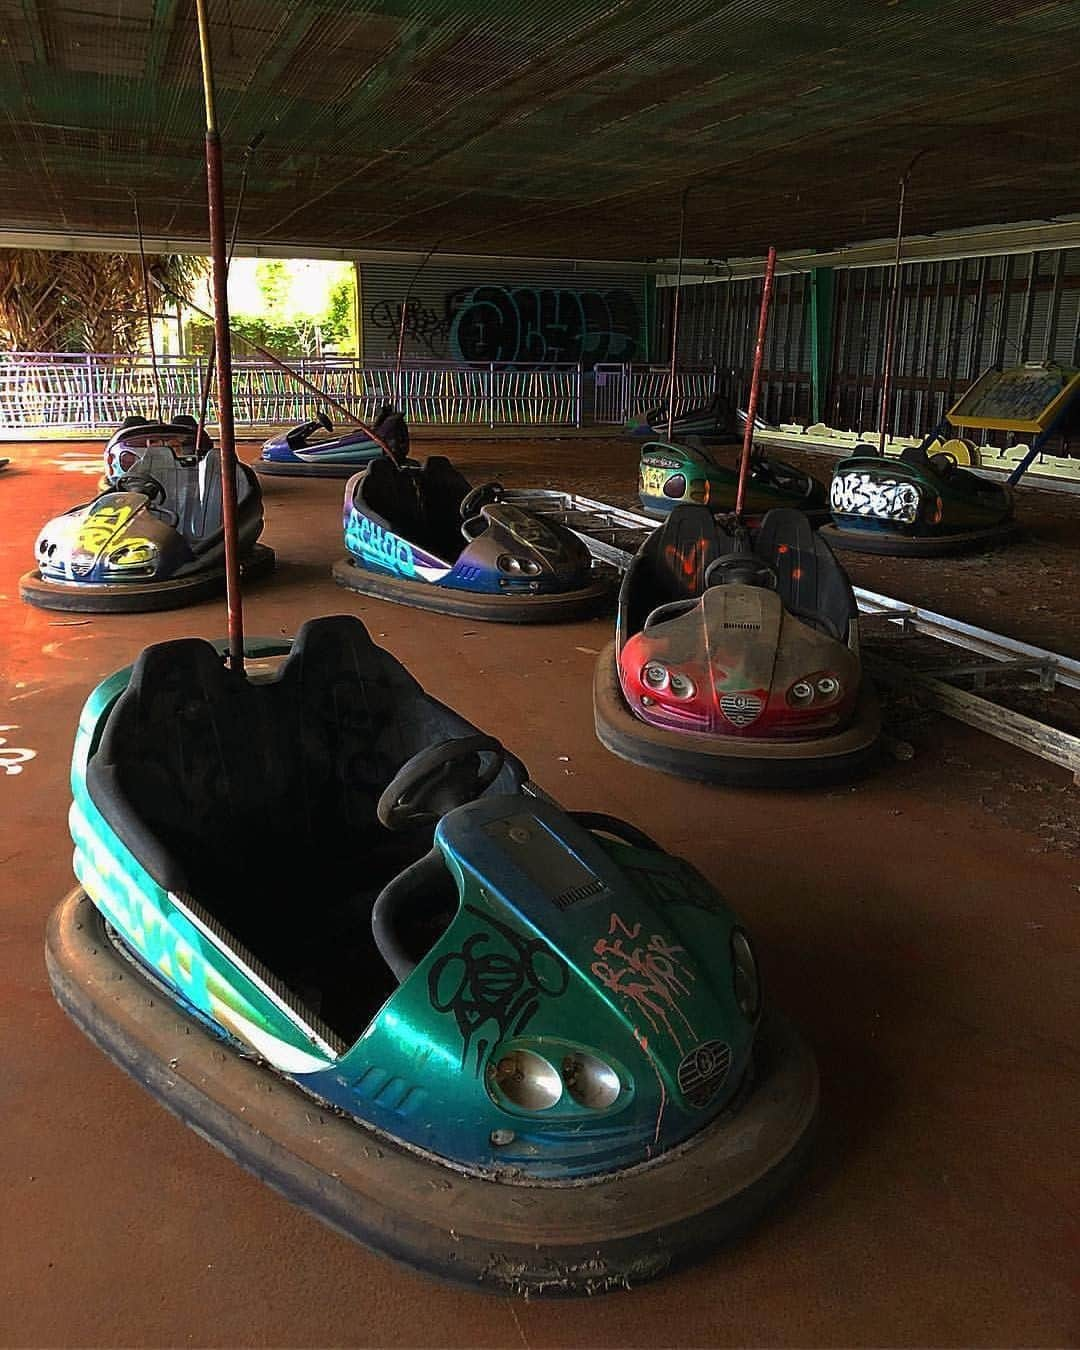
[592,363,728,424]
[0,353,583,430]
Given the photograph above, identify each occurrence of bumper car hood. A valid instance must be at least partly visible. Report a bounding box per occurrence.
[353,792,757,1170]
[620,584,860,735]
[35,492,190,581]
[471,503,592,581]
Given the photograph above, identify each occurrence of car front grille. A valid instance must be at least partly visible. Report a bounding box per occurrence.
[677,1040,732,1108]
[719,692,764,727]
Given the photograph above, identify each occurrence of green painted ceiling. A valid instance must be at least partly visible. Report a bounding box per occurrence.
[1,0,1079,259]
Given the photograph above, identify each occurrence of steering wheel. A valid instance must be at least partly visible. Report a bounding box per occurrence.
[459,481,503,521]
[318,411,333,433]
[116,473,167,504]
[930,450,958,476]
[642,598,699,632]
[377,736,506,830]
[704,553,778,590]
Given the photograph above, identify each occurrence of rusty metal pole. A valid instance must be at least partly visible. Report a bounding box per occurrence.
[666,186,690,442]
[195,133,262,454]
[194,0,243,670]
[734,246,777,522]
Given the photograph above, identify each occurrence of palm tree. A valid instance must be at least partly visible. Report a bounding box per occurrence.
[0,250,206,353]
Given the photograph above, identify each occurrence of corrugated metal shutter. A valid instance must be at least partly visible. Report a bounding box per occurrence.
[359,263,647,368]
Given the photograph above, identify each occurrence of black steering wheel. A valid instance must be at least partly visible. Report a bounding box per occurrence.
[704,553,778,590]
[318,411,333,433]
[116,472,167,504]
[642,597,699,632]
[459,481,503,521]
[377,736,506,830]
[930,450,958,476]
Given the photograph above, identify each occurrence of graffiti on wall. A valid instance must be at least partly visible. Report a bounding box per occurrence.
[368,298,450,358]
[368,284,641,368]
[447,285,639,366]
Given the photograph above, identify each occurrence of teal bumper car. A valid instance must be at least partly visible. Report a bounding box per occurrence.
[47,614,817,1295]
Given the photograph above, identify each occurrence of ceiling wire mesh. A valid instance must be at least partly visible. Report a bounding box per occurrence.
[0,0,1078,257]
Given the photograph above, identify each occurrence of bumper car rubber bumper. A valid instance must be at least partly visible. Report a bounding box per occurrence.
[594,639,880,787]
[332,556,614,624]
[19,543,275,614]
[46,889,818,1297]
[818,520,1022,557]
[255,457,369,479]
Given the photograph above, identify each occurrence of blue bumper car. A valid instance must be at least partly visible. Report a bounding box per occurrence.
[257,406,410,478]
[333,454,613,622]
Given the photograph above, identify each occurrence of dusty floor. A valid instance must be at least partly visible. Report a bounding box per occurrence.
[1,438,1078,1347]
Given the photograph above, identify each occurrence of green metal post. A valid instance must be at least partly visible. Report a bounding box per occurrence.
[808,266,834,424]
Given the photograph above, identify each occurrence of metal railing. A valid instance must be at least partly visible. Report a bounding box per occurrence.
[592,363,726,424]
[0,353,583,430]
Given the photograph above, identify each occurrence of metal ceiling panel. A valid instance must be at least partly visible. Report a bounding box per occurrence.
[0,0,1077,258]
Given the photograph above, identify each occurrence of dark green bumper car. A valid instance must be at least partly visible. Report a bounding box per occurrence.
[821,442,1019,556]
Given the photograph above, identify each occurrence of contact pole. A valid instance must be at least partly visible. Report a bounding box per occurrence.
[194,0,243,669]
[878,150,928,455]
[152,276,392,452]
[733,246,777,522]
[666,186,690,442]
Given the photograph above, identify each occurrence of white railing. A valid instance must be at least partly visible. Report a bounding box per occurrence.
[0,353,584,430]
[591,363,726,424]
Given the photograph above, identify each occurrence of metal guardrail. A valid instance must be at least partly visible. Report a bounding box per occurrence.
[0,353,583,430]
[592,363,724,424]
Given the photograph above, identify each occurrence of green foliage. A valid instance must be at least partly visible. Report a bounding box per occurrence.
[254,259,289,316]
[189,263,358,358]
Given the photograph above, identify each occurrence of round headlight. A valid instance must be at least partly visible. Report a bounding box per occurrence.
[731,928,761,1021]
[668,671,696,700]
[497,554,541,576]
[107,541,157,570]
[642,662,669,690]
[562,1052,621,1109]
[789,680,814,704]
[817,675,839,698]
[488,1049,562,1111]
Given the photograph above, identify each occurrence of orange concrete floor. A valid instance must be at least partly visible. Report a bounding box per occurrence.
[1,441,1077,1347]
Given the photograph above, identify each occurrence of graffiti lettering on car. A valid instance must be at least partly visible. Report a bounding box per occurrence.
[830,472,920,523]
[428,904,570,1074]
[591,911,697,1052]
[75,504,134,555]
[346,513,416,577]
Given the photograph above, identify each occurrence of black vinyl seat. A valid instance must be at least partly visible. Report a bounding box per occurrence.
[619,504,720,637]
[86,615,521,1042]
[358,455,476,564]
[755,508,857,641]
[620,504,855,643]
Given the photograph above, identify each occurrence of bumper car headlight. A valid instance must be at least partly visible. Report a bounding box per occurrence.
[488,1049,562,1111]
[561,1052,621,1109]
[668,671,696,700]
[731,928,761,1021]
[788,680,814,705]
[106,541,158,571]
[497,554,542,576]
